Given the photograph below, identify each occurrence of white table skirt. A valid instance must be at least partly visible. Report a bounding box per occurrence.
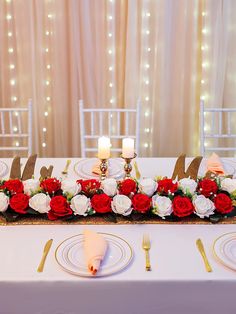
[0,158,236,314]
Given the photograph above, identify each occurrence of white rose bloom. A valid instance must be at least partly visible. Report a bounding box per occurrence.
[111,194,132,216]
[152,195,173,218]
[70,194,91,216]
[193,195,215,218]
[29,193,51,214]
[139,178,158,197]
[179,178,197,195]
[61,179,81,196]
[221,178,236,194]
[101,178,117,197]
[0,192,9,212]
[23,179,40,196]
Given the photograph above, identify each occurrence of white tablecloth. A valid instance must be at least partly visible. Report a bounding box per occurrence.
[0,158,236,314]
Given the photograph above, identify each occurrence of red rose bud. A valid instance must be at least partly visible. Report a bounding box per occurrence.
[91,193,112,213]
[4,179,24,195]
[173,195,194,217]
[214,193,233,214]
[197,179,218,198]
[40,178,61,195]
[157,178,178,194]
[132,193,151,213]
[10,193,29,214]
[77,179,100,196]
[118,179,137,196]
[48,195,72,220]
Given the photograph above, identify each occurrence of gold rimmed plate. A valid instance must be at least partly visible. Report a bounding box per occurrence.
[73,158,124,179]
[55,233,133,277]
[212,232,236,271]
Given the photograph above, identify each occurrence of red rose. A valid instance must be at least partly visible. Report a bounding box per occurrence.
[157,178,178,194]
[91,193,111,213]
[4,179,24,194]
[77,179,100,196]
[48,196,72,220]
[214,193,233,214]
[119,179,137,196]
[198,179,218,197]
[40,178,61,195]
[132,193,150,213]
[173,195,194,217]
[10,193,29,214]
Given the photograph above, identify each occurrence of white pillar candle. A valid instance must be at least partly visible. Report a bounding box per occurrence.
[98,137,111,159]
[122,138,135,158]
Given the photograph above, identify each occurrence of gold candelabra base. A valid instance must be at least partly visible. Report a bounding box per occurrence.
[99,159,108,180]
[121,153,137,178]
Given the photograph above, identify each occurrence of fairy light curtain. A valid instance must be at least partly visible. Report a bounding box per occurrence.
[0,0,235,157]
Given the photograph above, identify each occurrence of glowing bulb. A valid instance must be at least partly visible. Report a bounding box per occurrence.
[145,128,150,133]
[109,83,113,87]
[202,28,207,34]
[6,14,12,20]
[144,143,149,148]
[147,47,151,52]
[8,32,12,37]
[6,0,12,3]
[204,125,209,132]
[202,12,206,16]
[108,33,112,37]
[15,141,19,147]
[8,48,14,53]
[201,79,205,84]
[108,15,113,20]
[146,12,151,17]
[45,31,50,35]
[42,142,46,147]
[14,112,18,116]
[109,66,113,71]
[45,48,49,52]
[145,96,149,101]
[47,14,52,19]
[46,64,51,69]
[146,30,150,35]
[201,95,206,100]
[46,97,50,101]
[145,80,149,85]
[9,64,15,69]
[10,79,15,85]
[45,80,50,85]
[44,111,48,117]
[110,99,114,104]
[13,126,18,132]
[108,49,112,54]
[145,111,149,117]
[145,64,150,69]
[43,127,47,132]
[11,96,17,101]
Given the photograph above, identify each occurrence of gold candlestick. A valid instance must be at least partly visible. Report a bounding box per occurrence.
[99,159,108,180]
[121,153,137,178]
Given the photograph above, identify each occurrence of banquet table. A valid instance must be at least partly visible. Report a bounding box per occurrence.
[0,158,236,314]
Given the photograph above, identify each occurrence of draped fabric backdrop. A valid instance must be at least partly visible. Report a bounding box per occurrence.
[0,0,236,157]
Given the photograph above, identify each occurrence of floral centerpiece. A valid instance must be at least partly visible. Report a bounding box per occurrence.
[0,174,236,223]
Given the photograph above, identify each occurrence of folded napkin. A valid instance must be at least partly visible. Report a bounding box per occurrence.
[92,161,109,176]
[83,229,108,275]
[206,153,225,175]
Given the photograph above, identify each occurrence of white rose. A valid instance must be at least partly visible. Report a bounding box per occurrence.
[152,195,173,218]
[139,178,158,197]
[221,178,236,194]
[179,178,197,195]
[111,195,132,216]
[61,179,81,196]
[0,192,9,212]
[101,178,117,197]
[29,193,51,214]
[70,194,91,216]
[193,195,215,218]
[23,179,40,196]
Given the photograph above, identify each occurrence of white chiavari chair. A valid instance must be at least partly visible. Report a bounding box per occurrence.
[200,100,236,156]
[79,100,141,158]
[0,99,33,156]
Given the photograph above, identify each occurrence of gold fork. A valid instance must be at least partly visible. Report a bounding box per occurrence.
[61,159,71,175]
[196,238,212,272]
[142,234,151,271]
[134,161,141,180]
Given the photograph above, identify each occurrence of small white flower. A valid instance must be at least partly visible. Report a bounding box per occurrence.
[139,178,158,197]
[61,179,81,196]
[23,179,40,196]
[101,178,117,197]
[152,195,173,218]
[193,195,215,218]
[0,192,9,212]
[179,178,197,195]
[221,178,236,194]
[111,194,132,216]
[29,193,51,214]
[70,194,91,216]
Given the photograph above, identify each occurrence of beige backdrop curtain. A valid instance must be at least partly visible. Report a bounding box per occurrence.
[0,0,235,157]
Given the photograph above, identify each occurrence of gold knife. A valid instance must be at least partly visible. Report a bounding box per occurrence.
[134,161,141,180]
[37,239,53,273]
[196,238,212,272]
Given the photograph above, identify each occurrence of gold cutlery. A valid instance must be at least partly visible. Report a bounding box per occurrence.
[142,234,151,271]
[37,239,53,273]
[134,161,141,180]
[61,159,71,175]
[196,238,212,272]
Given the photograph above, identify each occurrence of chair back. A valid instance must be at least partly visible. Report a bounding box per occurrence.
[79,100,140,157]
[0,99,32,156]
[200,100,236,156]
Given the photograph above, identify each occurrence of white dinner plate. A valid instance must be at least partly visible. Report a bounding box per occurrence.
[74,158,124,179]
[55,233,133,277]
[213,232,236,271]
[0,160,8,178]
[192,158,236,178]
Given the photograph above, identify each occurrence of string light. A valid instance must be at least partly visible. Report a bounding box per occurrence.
[9,64,15,69]
[8,32,12,37]
[8,48,13,53]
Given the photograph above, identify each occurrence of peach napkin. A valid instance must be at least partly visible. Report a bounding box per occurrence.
[206,153,225,175]
[83,229,108,275]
